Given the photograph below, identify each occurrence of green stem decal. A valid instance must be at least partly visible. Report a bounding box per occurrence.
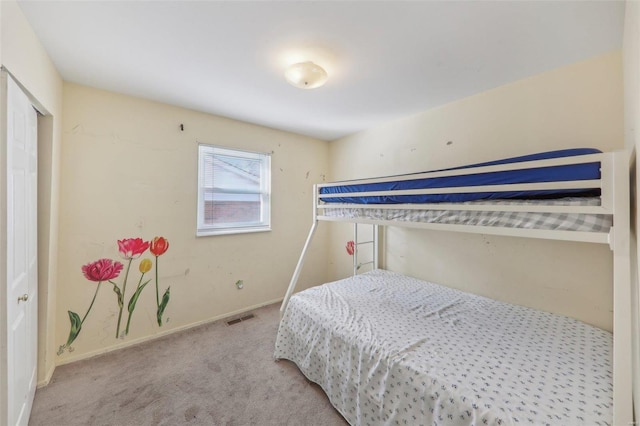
[81,280,102,324]
[125,277,151,335]
[115,259,133,338]
[154,256,160,308]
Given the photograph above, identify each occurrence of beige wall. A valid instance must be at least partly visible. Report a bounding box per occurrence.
[623,0,640,416]
[56,83,329,364]
[0,0,63,385]
[329,51,623,331]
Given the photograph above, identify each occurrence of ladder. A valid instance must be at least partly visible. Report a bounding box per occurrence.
[352,223,379,276]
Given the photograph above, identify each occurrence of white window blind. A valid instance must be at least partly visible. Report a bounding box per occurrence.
[197,144,271,236]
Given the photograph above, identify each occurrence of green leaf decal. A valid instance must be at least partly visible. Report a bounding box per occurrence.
[65,310,82,347]
[127,280,151,313]
[112,283,123,309]
[157,286,171,326]
[124,279,151,335]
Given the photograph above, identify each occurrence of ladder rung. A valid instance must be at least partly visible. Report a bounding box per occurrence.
[356,240,374,245]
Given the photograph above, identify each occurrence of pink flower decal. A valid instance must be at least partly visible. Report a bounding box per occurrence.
[81,258,124,282]
[59,258,124,354]
[117,238,150,259]
[346,240,355,256]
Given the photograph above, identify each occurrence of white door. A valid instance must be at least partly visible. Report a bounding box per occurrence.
[5,75,38,426]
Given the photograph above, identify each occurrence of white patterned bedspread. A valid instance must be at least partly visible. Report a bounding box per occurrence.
[274,270,612,426]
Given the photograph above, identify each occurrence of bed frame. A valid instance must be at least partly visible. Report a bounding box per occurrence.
[280,149,633,425]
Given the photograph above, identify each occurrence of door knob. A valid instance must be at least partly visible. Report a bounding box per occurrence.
[17,294,28,303]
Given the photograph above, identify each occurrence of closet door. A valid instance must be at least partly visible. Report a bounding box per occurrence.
[3,74,38,426]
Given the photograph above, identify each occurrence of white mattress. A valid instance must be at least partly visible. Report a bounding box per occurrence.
[274,270,613,426]
[322,197,612,233]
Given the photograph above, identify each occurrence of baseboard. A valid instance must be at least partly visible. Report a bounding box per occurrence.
[55,297,284,368]
[37,365,55,388]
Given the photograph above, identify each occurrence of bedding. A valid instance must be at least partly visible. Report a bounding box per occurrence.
[274,270,613,426]
[319,148,602,204]
[322,197,612,233]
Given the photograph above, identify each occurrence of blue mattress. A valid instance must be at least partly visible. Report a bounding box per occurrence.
[319,148,602,204]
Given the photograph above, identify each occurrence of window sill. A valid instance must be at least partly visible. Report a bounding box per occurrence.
[196,226,271,237]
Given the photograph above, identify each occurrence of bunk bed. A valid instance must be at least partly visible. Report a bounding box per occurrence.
[275,148,633,426]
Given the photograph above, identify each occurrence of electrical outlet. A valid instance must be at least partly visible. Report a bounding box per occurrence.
[235,280,244,289]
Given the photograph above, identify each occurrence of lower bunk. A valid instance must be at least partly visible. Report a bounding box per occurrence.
[274,269,613,426]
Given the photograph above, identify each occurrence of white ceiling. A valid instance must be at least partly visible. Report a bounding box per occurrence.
[18,1,624,141]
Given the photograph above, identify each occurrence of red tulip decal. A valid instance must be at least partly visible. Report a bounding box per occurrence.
[117,238,150,259]
[346,240,355,256]
[150,236,169,257]
[150,236,171,327]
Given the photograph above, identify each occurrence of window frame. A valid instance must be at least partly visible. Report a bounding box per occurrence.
[197,143,271,237]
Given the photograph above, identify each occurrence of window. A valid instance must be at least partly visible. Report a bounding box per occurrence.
[197,144,271,236]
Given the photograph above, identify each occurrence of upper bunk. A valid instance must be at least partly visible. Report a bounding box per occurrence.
[315,148,630,247]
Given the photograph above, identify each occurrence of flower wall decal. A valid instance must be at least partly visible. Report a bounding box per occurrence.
[111,238,151,338]
[59,236,171,354]
[150,236,171,326]
[346,240,355,256]
[58,258,124,355]
[117,237,150,259]
[125,258,153,335]
[82,258,124,282]
[150,236,169,256]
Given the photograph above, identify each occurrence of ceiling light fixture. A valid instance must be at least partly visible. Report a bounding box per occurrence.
[284,61,328,89]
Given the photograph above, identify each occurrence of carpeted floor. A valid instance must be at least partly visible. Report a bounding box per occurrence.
[30,303,348,426]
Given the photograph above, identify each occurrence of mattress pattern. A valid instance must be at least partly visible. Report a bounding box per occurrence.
[274,270,613,426]
[321,197,612,233]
